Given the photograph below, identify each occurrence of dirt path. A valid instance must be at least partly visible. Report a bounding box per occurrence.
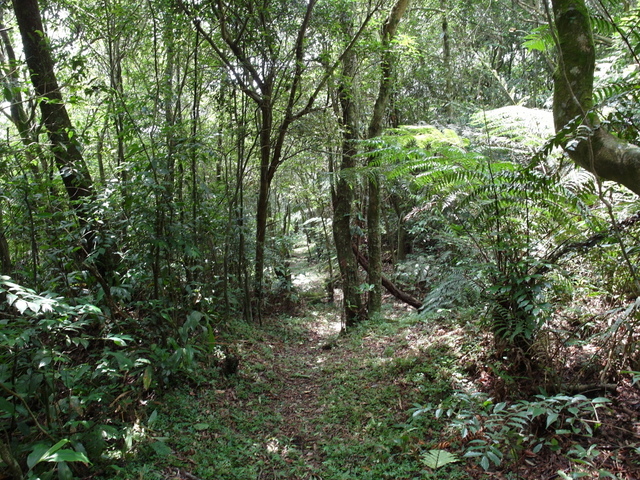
[266,313,342,467]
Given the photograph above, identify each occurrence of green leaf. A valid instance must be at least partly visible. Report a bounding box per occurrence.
[421,449,459,469]
[44,450,91,464]
[0,396,16,415]
[147,410,159,429]
[546,412,559,428]
[58,460,73,480]
[493,402,506,413]
[193,423,210,431]
[143,365,153,390]
[104,334,133,346]
[109,351,133,370]
[487,448,502,465]
[27,443,51,469]
[149,441,173,457]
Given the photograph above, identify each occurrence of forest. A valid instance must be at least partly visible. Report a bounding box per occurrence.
[1,0,640,478]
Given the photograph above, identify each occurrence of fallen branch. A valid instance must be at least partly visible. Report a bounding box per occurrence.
[537,211,640,275]
[351,244,423,310]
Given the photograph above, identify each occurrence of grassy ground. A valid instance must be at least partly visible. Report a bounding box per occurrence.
[106,302,477,480]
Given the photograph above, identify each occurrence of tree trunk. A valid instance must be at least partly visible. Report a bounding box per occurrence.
[441,0,453,121]
[552,0,640,195]
[254,100,274,323]
[366,0,411,316]
[0,8,48,176]
[333,46,364,328]
[0,206,11,273]
[104,0,129,208]
[12,0,98,260]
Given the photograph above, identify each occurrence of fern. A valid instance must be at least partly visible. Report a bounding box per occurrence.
[522,25,554,53]
[421,449,459,470]
[590,14,617,37]
[593,78,640,107]
[366,122,603,355]
[471,106,555,151]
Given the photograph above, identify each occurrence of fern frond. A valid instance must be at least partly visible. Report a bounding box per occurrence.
[594,80,640,107]
[590,14,617,37]
[471,106,555,150]
[522,25,554,53]
[421,449,460,470]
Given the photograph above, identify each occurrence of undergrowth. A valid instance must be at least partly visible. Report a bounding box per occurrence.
[96,310,474,479]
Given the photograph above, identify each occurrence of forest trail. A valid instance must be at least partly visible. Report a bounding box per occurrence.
[151,241,640,480]
[258,308,343,466]
[156,244,431,479]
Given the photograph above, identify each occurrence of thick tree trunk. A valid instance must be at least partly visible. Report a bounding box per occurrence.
[333,47,364,328]
[12,0,98,258]
[552,0,640,195]
[366,0,411,316]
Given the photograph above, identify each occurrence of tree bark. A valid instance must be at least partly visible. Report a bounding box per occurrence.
[0,206,11,273]
[12,0,98,259]
[552,0,640,195]
[0,8,48,176]
[366,0,411,316]
[333,43,364,328]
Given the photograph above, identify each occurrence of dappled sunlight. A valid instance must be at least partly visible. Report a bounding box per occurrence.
[292,269,326,292]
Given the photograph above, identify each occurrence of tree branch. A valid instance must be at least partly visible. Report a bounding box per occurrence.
[351,243,423,310]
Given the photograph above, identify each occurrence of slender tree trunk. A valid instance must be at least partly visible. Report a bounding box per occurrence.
[366,0,411,316]
[190,27,201,226]
[12,0,102,263]
[441,0,453,120]
[254,100,274,323]
[0,206,11,273]
[105,0,128,206]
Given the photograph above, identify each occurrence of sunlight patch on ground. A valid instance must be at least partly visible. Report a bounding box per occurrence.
[292,270,325,292]
[304,307,342,338]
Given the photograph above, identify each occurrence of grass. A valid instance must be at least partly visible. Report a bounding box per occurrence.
[94,306,475,479]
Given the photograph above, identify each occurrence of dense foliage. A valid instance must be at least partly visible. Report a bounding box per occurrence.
[1,0,640,478]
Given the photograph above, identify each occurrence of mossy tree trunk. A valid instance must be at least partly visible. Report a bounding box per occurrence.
[552,0,640,195]
[333,44,364,328]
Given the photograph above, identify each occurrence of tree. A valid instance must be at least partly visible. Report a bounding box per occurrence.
[175,0,319,318]
[551,0,640,196]
[332,19,364,327]
[11,0,102,266]
[365,0,411,315]
[176,0,378,319]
